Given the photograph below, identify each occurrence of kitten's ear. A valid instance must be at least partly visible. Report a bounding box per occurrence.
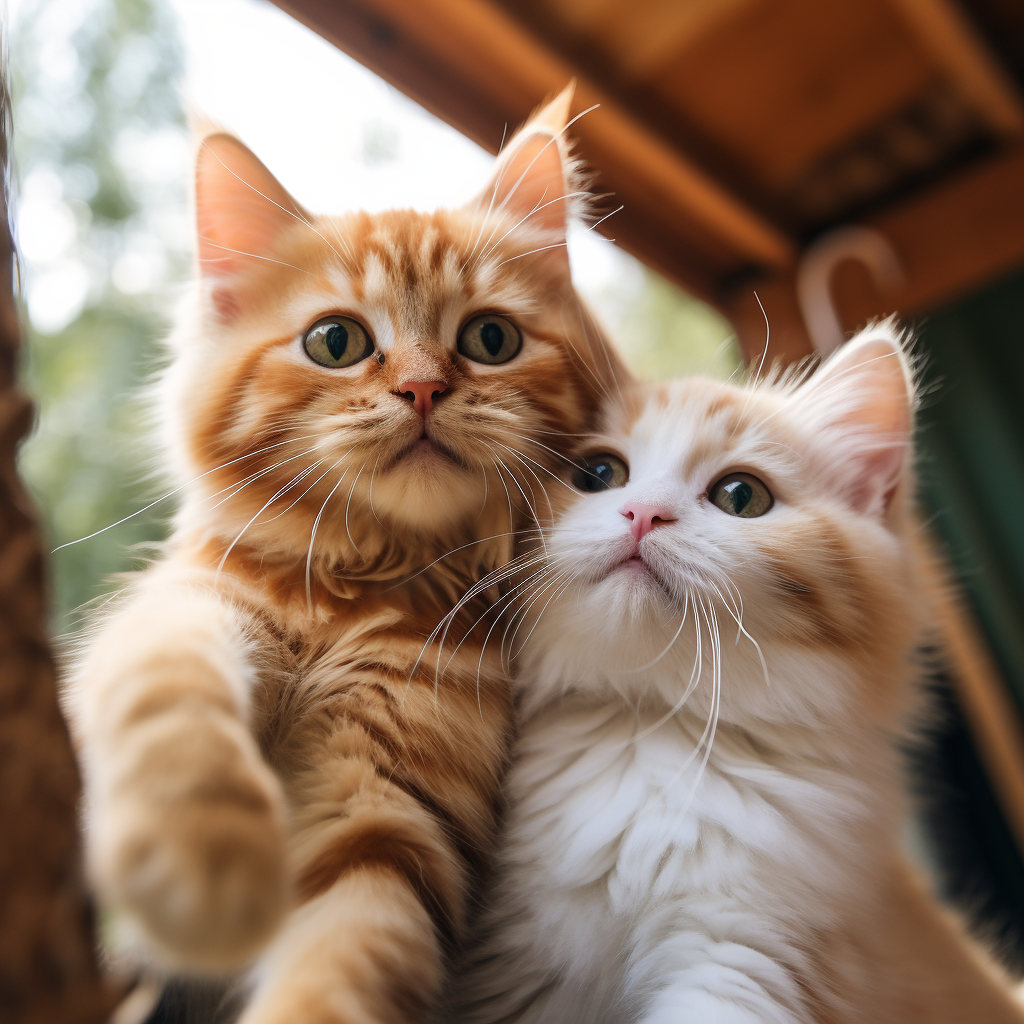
[797,323,914,518]
[195,133,305,280]
[472,83,577,263]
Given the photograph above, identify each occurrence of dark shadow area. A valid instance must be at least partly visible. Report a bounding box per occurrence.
[908,668,1024,976]
[145,979,243,1024]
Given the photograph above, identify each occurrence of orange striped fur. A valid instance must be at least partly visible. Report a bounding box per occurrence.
[67,87,630,1023]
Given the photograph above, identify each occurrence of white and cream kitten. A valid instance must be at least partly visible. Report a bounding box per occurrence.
[451,324,1024,1024]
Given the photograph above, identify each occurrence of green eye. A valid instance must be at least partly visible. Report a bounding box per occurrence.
[303,316,374,368]
[709,472,773,518]
[571,453,629,492]
[457,314,521,365]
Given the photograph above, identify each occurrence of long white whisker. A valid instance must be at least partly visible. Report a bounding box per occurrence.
[624,590,690,674]
[214,460,323,581]
[208,444,323,510]
[438,557,558,680]
[344,460,368,557]
[405,551,549,691]
[199,239,311,275]
[493,441,555,527]
[202,141,352,271]
[260,458,330,522]
[388,529,540,589]
[51,434,323,552]
[305,462,349,608]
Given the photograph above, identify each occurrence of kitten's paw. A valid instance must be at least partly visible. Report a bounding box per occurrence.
[90,711,288,971]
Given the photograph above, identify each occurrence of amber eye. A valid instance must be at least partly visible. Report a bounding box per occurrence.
[303,316,374,368]
[708,472,773,518]
[570,453,629,492]
[457,314,521,365]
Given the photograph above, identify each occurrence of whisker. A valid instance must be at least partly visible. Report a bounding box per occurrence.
[504,564,578,663]
[260,458,331,522]
[492,441,556,525]
[51,433,323,552]
[202,140,352,271]
[214,460,324,581]
[492,241,569,268]
[344,460,368,557]
[199,239,311,275]
[208,444,323,510]
[437,556,557,682]
[405,550,549,693]
[624,590,690,674]
[305,461,349,608]
[388,528,540,589]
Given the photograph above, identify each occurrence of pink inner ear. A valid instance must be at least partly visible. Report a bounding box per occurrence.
[195,134,302,280]
[804,334,913,517]
[844,441,906,516]
[490,132,569,238]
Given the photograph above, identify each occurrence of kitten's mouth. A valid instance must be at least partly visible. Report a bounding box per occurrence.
[392,431,461,469]
[615,551,671,595]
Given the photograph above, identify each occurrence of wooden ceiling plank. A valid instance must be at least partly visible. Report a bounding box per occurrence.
[614,0,762,80]
[540,0,619,36]
[272,0,795,271]
[890,0,1024,137]
[651,0,937,191]
[867,144,1024,316]
[730,145,1024,365]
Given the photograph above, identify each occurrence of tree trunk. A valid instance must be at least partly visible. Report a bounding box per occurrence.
[0,47,120,1024]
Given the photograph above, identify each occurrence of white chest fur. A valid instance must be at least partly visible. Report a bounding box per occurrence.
[463,700,883,1024]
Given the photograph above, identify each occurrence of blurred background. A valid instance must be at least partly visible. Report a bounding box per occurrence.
[7,0,736,634]
[10,0,1024,993]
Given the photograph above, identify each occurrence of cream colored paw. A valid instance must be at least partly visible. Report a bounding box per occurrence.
[89,710,288,972]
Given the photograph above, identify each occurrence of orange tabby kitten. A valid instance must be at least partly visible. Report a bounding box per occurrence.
[67,88,628,1022]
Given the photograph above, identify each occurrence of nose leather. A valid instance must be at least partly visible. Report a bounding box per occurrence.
[619,501,677,542]
[397,380,447,419]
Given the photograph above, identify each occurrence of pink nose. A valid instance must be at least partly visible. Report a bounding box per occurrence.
[397,380,447,419]
[620,501,677,542]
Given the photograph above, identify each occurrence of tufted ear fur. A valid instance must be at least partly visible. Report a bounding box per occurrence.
[471,83,578,265]
[195,133,306,281]
[796,323,914,518]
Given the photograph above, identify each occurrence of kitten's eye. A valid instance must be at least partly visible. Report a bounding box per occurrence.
[571,453,629,492]
[709,473,773,518]
[458,314,521,365]
[303,316,374,368]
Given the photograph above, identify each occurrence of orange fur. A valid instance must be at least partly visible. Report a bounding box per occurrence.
[68,87,630,1022]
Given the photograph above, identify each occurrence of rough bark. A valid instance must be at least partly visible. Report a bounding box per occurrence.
[0,42,120,1024]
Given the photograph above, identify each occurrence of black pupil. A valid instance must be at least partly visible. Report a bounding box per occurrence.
[723,479,752,513]
[325,323,348,361]
[582,462,613,490]
[480,321,504,357]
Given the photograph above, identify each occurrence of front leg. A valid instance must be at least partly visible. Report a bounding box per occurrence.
[73,578,287,971]
[241,646,512,1024]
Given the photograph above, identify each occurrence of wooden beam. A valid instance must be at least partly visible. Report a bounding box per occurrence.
[727,145,1024,364]
[829,145,1024,330]
[891,0,1024,138]
[613,0,761,79]
[271,0,795,286]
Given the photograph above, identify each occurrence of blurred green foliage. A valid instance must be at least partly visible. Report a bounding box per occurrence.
[604,269,738,382]
[13,0,738,638]
[13,0,186,634]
